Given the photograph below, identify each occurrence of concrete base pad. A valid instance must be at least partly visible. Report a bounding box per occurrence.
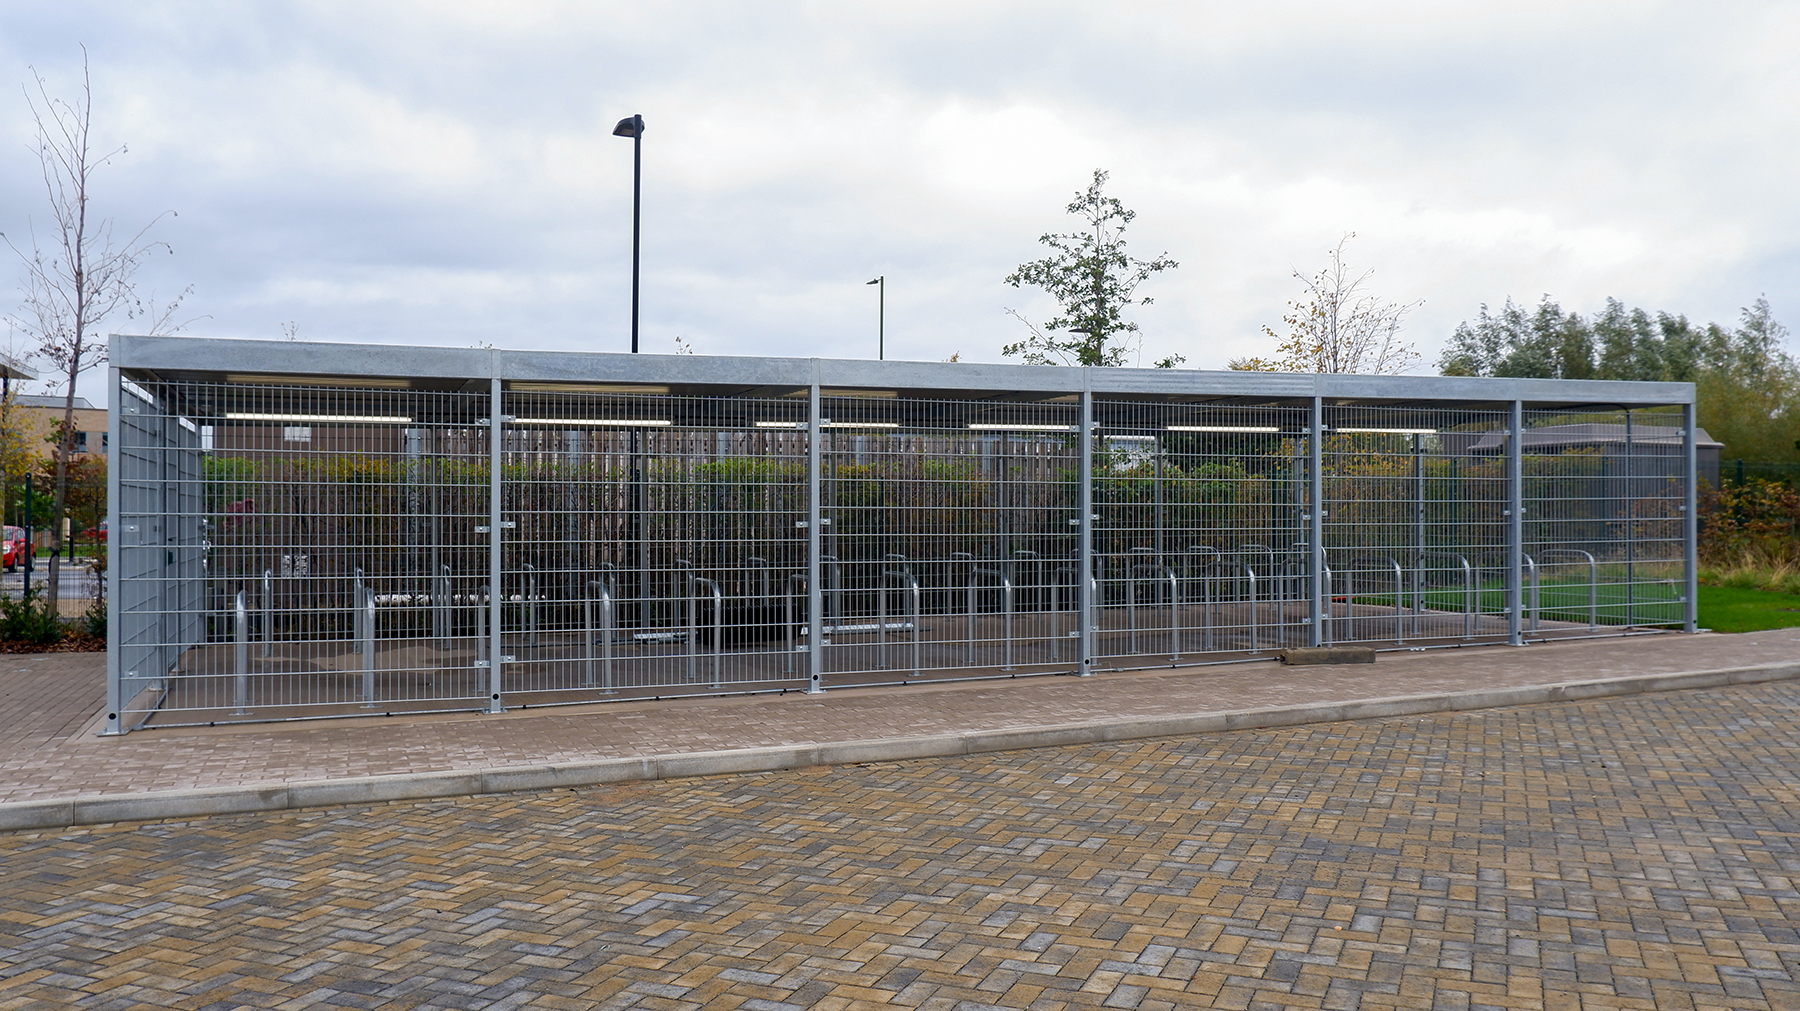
[1280,647,1376,665]
[4,657,1797,832]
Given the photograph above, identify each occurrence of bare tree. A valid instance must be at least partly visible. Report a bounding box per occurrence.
[1230,233,1420,375]
[3,51,191,607]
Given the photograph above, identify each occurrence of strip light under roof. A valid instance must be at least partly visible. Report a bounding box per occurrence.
[226,412,413,424]
[968,423,1075,432]
[1336,427,1437,435]
[1165,425,1282,433]
[513,418,672,427]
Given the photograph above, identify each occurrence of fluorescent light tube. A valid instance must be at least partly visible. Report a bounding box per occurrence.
[1165,425,1282,433]
[512,418,672,427]
[226,413,413,424]
[1335,427,1437,435]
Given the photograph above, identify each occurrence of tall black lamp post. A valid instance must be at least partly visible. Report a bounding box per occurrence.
[865,276,884,360]
[612,114,645,353]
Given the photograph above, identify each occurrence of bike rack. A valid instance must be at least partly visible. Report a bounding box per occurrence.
[260,569,274,658]
[1319,557,1334,645]
[360,587,377,707]
[522,562,539,648]
[1418,552,1478,639]
[784,572,807,674]
[966,564,1015,670]
[1537,549,1598,630]
[687,575,724,687]
[233,589,251,716]
[583,577,615,692]
[1182,546,1220,652]
[435,563,453,649]
[1343,555,1406,644]
[877,562,923,677]
[352,566,366,646]
[746,555,773,603]
[1127,555,1180,660]
[1522,553,1539,632]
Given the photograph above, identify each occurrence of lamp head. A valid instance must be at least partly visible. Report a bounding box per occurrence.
[866,278,881,285]
[612,115,644,138]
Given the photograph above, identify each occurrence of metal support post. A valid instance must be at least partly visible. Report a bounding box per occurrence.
[805,383,825,693]
[486,376,505,713]
[1624,410,1635,628]
[1077,389,1096,676]
[1507,399,1524,645]
[101,366,125,735]
[1682,401,1698,632]
[1307,397,1325,647]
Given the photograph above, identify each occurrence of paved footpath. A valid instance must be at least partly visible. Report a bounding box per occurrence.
[4,675,1800,1009]
[2,630,1799,818]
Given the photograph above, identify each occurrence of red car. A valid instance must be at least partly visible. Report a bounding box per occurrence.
[3,526,28,572]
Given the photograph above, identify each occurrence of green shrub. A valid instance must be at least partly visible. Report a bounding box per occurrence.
[0,589,63,645]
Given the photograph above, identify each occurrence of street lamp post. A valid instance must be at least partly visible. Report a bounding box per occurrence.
[866,276,884,360]
[612,114,645,354]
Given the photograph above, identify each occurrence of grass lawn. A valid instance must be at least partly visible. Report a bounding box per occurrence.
[1696,584,1800,634]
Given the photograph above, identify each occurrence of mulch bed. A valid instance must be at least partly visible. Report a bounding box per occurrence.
[0,635,105,653]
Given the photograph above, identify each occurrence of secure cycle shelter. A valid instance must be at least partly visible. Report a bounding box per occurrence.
[104,336,1700,734]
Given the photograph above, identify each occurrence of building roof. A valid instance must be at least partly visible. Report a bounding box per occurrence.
[12,395,97,410]
[1467,423,1721,452]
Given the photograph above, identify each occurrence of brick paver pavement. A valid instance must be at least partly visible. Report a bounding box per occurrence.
[4,679,1799,1010]
[4,629,1800,804]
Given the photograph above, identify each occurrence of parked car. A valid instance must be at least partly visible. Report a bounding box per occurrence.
[3,526,29,572]
[80,520,107,543]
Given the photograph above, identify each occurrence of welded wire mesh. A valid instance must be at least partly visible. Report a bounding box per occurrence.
[109,365,1698,730]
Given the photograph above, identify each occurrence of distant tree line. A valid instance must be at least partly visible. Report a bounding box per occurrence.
[1440,296,1800,465]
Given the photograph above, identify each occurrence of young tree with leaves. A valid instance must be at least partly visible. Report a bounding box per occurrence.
[1003,170,1180,367]
[1439,296,1800,463]
[1231,233,1421,375]
[3,52,192,606]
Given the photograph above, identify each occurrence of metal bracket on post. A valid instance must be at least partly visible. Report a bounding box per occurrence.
[805,385,826,694]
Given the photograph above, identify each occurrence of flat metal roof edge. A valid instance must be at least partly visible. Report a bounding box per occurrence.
[109,334,1695,404]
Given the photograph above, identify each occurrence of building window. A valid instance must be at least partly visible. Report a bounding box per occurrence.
[73,431,87,453]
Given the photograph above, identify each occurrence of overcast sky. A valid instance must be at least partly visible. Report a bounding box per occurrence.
[2,1,1795,399]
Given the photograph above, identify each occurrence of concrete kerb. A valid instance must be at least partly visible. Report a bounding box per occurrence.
[5,659,1797,833]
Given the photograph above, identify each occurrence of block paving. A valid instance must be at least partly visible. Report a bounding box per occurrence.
[5,628,1800,805]
[4,679,1800,1009]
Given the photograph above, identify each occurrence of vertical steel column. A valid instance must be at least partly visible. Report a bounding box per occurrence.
[805,382,825,694]
[486,376,505,713]
[102,367,125,735]
[1307,397,1324,647]
[1682,401,1699,632]
[1624,410,1635,628]
[1412,433,1425,637]
[1077,390,1096,676]
[1506,399,1524,646]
